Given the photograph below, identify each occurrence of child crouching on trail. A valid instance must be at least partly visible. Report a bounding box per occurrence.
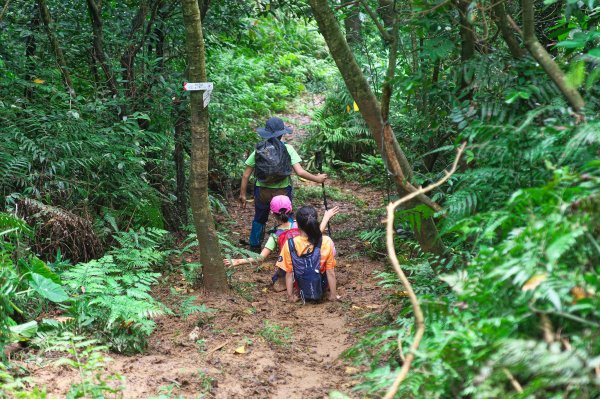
[224,196,339,291]
[276,206,339,303]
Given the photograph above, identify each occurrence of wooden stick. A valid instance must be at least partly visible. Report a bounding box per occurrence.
[382,143,466,399]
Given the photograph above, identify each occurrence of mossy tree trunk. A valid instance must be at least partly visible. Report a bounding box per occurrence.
[181,0,228,291]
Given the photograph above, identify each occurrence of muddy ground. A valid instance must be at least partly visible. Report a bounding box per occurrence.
[17,104,394,398]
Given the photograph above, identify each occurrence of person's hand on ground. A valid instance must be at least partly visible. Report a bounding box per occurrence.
[238,193,247,208]
[288,294,299,303]
[324,206,340,220]
[315,173,328,184]
[223,258,238,267]
[329,293,341,302]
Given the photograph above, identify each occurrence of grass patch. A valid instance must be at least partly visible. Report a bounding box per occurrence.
[258,320,293,347]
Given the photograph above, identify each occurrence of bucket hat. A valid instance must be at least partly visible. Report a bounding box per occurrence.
[256,117,293,139]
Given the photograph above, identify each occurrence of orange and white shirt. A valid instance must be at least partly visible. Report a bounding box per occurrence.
[276,235,336,273]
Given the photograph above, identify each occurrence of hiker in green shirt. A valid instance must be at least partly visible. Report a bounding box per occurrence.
[239,117,327,251]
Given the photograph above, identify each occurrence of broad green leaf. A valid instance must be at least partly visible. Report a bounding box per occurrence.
[30,273,69,303]
[10,320,38,341]
[20,257,61,284]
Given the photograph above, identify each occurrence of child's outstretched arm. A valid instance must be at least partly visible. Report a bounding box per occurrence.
[223,247,272,267]
[320,206,340,233]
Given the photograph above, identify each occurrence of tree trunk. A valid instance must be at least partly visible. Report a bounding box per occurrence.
[455,0,475,91]
[86,0,118,98]
[38,0,75,97]
[308,0,448,261]
[24,5,39,101]
[120,1,150,102]
[181,0,228,291]
[174,103,189,227]
[344,3,361,44]
[491,0,525,59]
[377,0,394,29]
[521,0,585,113]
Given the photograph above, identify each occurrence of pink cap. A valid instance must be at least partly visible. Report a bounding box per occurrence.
[270,195,292,214]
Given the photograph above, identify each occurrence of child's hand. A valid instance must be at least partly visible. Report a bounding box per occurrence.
[324,206,340,220]
[329,293,341,302]
[223,258,237,267]
[288,294,299,303]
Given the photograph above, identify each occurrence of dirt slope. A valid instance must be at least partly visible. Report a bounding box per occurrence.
[23,103,390,399]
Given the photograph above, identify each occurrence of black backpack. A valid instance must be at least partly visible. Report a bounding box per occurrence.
[254,138,292,185]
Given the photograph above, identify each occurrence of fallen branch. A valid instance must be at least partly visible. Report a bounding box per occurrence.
[382,143,466,399]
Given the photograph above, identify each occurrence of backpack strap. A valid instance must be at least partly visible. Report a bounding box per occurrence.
[287,237,297,256]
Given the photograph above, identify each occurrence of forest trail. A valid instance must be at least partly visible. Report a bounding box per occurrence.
[26,99,390,398]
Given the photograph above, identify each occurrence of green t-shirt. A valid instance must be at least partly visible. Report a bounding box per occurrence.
[264,220,296,251]
[245,143,302,188]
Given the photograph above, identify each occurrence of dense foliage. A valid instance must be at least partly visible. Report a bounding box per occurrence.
[0,0,598,397]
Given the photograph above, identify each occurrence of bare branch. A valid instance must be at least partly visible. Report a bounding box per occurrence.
[0,0,11,23]
[335,0,359,10]
[502,368,524,393]
[382,143,466,399]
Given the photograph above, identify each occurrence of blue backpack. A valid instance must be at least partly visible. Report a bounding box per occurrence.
[288,237,327,302]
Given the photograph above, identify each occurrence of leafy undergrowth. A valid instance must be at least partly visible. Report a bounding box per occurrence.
[344,165,600,398]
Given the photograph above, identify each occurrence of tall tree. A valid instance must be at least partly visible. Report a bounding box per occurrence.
[308,0,448,261]
[181,0,228,291]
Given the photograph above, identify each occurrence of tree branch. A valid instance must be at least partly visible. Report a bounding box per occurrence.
[382,143,466,399]
[502,368,524,393]
[521,0,584,113]
[0,0,11,23]
[358,0,392,41]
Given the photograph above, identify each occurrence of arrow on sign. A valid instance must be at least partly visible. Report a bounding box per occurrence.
[183,82,213,107]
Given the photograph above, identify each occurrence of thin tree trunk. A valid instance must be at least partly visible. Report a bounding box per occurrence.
[38,0,75,97]
[174,103,189,227]
[308,0,448,261]
[0,0,11,23]
[344,3,362,44]
[120,0,150,101]
[521,0,585,112]
[24,5,39,101]
[491,0,525,58]
[181,0,228,291]
[86,0,118,98]
[455,0,475,91]
[377,0,394,28]
[198,0,210,21]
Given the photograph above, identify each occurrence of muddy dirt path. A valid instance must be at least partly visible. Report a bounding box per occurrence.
[24,100,389,399]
